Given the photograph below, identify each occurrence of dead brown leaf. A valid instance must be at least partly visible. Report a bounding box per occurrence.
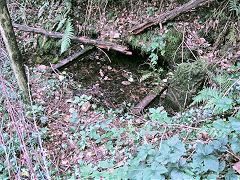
[233,161,240,173]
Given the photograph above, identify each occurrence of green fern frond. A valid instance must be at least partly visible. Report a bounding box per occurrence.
[229,0,239,12]
[38,2,49,18]
[64,0,72,10]
[193,87,234,112]
[193,87,222,104]
[56,17,67,32]
[60,18,74,54]
[213,73,232,93]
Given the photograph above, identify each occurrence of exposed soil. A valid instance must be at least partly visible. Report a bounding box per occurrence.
[65,51,158,109]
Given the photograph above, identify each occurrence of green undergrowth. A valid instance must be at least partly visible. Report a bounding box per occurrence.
[128,27,193,72]
[1,0,240,178]
[1,57,240,179]
[128,30,166,71]
[163,28,192,65]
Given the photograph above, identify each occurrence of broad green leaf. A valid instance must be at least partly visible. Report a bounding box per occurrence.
[225,168,238,180]
[142,167,153,179]
[160,143,170,154]
[204,155,219,172]
[80,164,93,178]
[155,166,168,175]
[192,153,205,164]
[167,135,180,146]
[150,174,165,180]
[229,117,240,132]
[40,116,48,123]
[72,111,78,119]
[99,160,113,169]
[212,139,228,152]
[207,173,217,180]
[215,97,233,112]
[213,119,232,132]
[219,161,226,173]
[219,136,228,145]
[196,143,205,154]
[230,137,240,153]
[148,149,157,155]
[69,117,79,123]
[170,169,192,180]
[169,152,183,163]
[204,144,214,155]
[99,171,111,178]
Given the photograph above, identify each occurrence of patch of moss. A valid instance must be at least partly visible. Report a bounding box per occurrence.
[128,29,165,55]
[163,59,208,112]
[163,28,192,66]
[128,28,193,67]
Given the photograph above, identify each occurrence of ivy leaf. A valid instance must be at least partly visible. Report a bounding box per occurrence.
[99,160,112,169]
[196,143,204,154]
[207,174,218,180]
[167,135,180,146]
[230,137,240,153]
[213,119,232,132]
[225,168,238,180]
[219,161,226,173]
[170,169,192,180]
[212,140,228,152]
[215,97,233,112]
[204,144,214,155]
[192,153,205,164]
[151,162,168,174]
[142,167,153,179]
[204,155,219,172]
[229,117,240,132]
[40,116,48,123]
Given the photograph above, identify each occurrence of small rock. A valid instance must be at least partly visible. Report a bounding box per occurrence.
[61,160,68,165]
[38,65,47,71]
[99,69,104,77]
[81,101,91,112]
[121,81,131,85]
[110,31,121,39]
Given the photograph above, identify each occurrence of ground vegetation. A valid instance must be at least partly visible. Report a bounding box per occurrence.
[0,0,240,179]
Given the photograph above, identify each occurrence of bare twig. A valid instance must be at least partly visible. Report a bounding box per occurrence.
[12,23,132,55]
[129,0,214,35]
[96,47,112,63]
[26,66,51,180]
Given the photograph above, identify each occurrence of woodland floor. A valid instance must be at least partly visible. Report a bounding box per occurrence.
[2,0,240,178]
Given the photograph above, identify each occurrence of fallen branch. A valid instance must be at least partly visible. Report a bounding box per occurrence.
[129,0,214,35]
[12,23,132,55]
[131,85,168,115]
[49,46,95,72]
[212,18,230,51]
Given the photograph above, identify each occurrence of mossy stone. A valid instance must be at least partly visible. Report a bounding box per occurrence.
[163,59,208,112]
[163,28,192,66]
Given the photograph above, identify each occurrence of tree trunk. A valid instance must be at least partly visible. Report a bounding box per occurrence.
[0,0,29,101]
